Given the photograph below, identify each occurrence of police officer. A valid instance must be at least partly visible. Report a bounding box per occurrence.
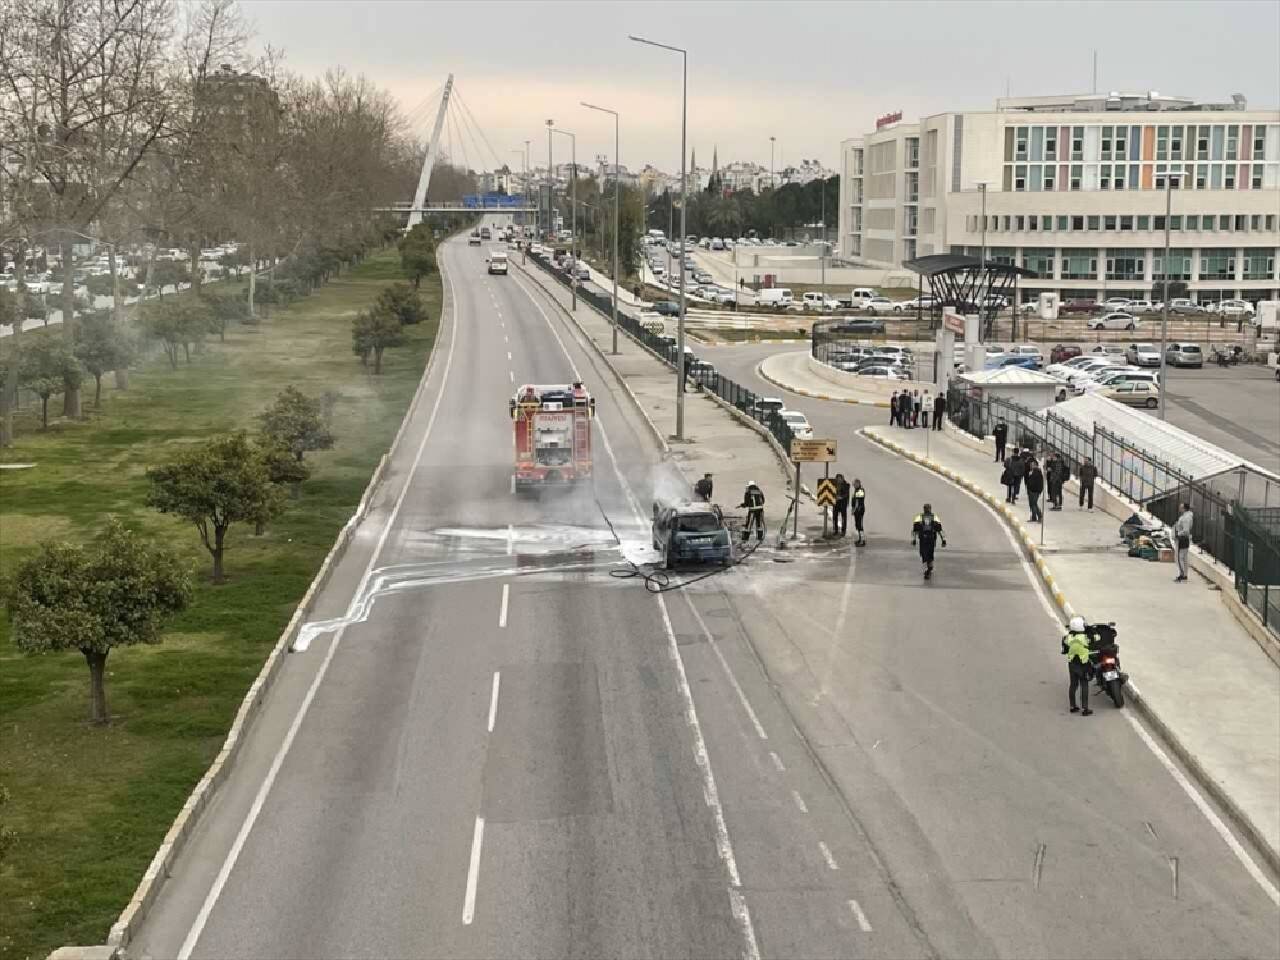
[832,473,850,536]
[910,503,947,578]
[694,472,714,502]
[1062,615,1094,715]
[740,481,766,543]
[851,478,867,546]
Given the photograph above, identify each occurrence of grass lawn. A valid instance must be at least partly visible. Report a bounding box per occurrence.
[0,248,439,958]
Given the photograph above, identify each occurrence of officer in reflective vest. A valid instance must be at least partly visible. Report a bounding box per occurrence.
[1062,615,1094,716]
[851,479,867,546]
[910,503,946,577]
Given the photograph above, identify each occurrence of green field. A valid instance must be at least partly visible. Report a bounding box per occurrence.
[0,249,439,958]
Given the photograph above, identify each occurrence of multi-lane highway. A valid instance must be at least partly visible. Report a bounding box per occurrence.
[129,226,1279,960]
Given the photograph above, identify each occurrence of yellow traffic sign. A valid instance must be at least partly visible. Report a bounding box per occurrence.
[816,478,837,507]
[790,439,837,462]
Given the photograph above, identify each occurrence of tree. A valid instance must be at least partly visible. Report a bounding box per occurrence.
[18,336,81,429]
[85,273,140,300]
[6,519,193,725]
[152,261,191,297]
[146,432,287,583]
[200,291,249,341]
[398,224,437,289]
[375,283,426,326]
[74,312,137,408]
[257,440,310,510]
[257,385,335,462]
[137,298,210,367]
[0,785,15,863]
[351,307,405,374]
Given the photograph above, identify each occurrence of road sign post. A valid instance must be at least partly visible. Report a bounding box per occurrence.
[815,470,838,539]
[790,439,837,540]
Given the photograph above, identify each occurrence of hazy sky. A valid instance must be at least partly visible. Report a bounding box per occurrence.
[242,0,1280,174]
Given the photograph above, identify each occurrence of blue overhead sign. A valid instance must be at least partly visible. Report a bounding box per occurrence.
[462,194,523,209]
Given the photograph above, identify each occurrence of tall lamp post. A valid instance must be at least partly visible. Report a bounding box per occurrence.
[1157,169,1186,421]
[975,180,989,333]
[546,120,554,241]
[510,149,528,263]
[770,136,776,191]
[551,127,577,311]
[630,34,688,441]
[582,100,621,354]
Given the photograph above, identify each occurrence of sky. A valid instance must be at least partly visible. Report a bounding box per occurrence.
[241,0,1280,175]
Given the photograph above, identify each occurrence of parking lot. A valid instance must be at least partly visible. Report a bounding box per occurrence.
[1159,363,1280,468]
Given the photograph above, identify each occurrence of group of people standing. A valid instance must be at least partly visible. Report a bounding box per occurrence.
[993,419,1098,524]
[889,389,946,431]
[830,474,866,545]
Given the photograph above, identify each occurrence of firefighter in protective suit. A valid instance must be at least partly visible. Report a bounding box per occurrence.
[740,481,766,543]
[910,503,946,578]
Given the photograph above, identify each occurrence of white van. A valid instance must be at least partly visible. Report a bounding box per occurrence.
[757,287,794,307]
[849,287,876,306]
[486,249,508,275]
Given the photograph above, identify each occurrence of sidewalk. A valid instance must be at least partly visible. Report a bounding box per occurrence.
[760,349,894,406]
[515,261,822,543]
[865,420,1280,868]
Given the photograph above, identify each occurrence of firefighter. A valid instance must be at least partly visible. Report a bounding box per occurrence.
[740,481,766,543]
[910,503,947,578]
[694,472,714,502]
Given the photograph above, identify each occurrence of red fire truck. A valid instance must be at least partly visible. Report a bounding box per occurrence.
[509,382,595,489]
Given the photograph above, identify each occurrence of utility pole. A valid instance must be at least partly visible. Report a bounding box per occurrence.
[582,101,622,354]
[546,120,554,241]
[1157,170,1184,420]
[552,127,577,310]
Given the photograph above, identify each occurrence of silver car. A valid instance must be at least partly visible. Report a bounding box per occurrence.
[1165,342,1203,368]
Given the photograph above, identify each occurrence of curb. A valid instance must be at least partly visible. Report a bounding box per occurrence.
[512,261,669,455]
[757,362,890,408]
[860,426,1280,877]
[100,245,459,954]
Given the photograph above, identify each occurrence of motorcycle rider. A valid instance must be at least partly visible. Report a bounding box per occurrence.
[910,503,946,578]
[1062,615,1094,716]
[740,481,766,543]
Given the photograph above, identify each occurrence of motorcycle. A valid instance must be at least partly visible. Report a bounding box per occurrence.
[1086,621,1127,708]
[1212,345,1242,367]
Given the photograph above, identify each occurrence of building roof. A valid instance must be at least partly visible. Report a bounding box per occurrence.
[959,367,1062,386]
[904,254,1037,278]
[1052,394,1243,481]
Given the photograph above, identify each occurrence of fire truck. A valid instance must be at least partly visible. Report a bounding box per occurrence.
[509,382,595,489]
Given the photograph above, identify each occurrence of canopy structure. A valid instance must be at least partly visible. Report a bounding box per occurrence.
[903,254,1037,337]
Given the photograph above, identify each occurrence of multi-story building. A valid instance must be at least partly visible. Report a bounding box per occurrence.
[780,159,837,186]
[839,92,1280,305]
[194,63,280,146]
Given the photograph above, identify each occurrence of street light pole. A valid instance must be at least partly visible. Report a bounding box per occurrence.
[552,127,577,311]
[976,180,989,332]
[630,34,689,441]
[582,101,621,354]
[546,120,554,241]
[1157,170,1184,421]
[511,149,528,264]
[770,136,776,191]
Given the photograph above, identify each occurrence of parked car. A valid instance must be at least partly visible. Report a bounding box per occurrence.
[778,410,814,439]
[1080,369,1159,395]
[1098,297,1132,311]
[1125,342,1162,366]
[1125,299,1157,313]
[998,355,1040,369]
[1102,380,1160,409]
[1006,344,1044,367]
[1045,355,1100,379]
[1089,312,1138,331]
[857,365,909,380]
[893,295,938,312]
[1089,344,1130,362]
[651,300,680,316]
[1169,298,1202,315]
[693,271,714,284]
[801,291,839,311]
[1049,343,1082,364]
[1073,365,1141,395]
[1217,299,1256,319]
[1166,342,1204,368]
[830,317,886,334]
[750,397,786,419]
[861,296,898,314]
[1061,298,1099,314]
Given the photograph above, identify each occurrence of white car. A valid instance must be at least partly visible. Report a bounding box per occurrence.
[862,296,898,314]
[1063,358,1122,384]
[802,292,839,311]
[1089,343,1130,361]
[1045,356,1098,379]
[983,345,1008,366]
[1125,299,1157,313]
[857,365,909,380]
[1217,299,1255,318]
[893,296,939,312]
[1073,365,1141,395]
[1089,312,1138,330]
[1007,344,1044,367]
[779,410,814,439]
[1079,368,1159,395]
[1098,297,1132,311]
[1126,343,1161,366]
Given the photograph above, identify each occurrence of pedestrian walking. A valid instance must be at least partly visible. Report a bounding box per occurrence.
[1078,457,1097,510]
[1025,458,1045,522]
[1005,451,1026,503]
[1062,616,1094,716]
[921,391,932,429]
[993,419,1008,462]
[889,390,899,426]
[832,473,850,536]
[1173,501,1194,582]
[932,392,946,431]
[694,472,714,502]
[896,390,909,428]
[1046,453,1068,510]
[911,390,922,428]
[851,479,866,546]
[740,481,766,543]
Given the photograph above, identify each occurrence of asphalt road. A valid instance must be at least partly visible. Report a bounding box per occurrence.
[129,228,1279,960]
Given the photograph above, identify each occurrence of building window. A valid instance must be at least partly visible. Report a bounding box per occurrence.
[1028,215,1038,231]
[1115,127,1127,160]
[1170,216,1182,230]
[1135,215,1148,230]
[1057,215,1068,231]
[1002,215,1012,231]
[1211,125,1225,161]
[1129,165,1139,190]
[1004,127,1015,161]
[1251,214,1262,230]
[1268,215,1277,232]
[1120,215,1133,231]
[1061,253,1096,280]
[1243,250,1275,280]
[1224,166,1236,189]
[1234,215,1246,231]
[1153,250,1192,281]
[1154,215,1165,231]
[1070,165,1082,190]
[1101,125,1113,160]
[1170,126,1183,160]
[1087,215,1100,230]
[1156,125,1169,161]
[1210,166,1222,189]
[1195,164,1208,189]
[1022,248,1054,278]
[1185,215,1199,230]
[1252,166,1264,189]
[1015,215,1025,231]
[1107,250,1142,280]
[1220,214,1231,230]
[1015,126,1028,161]
[1254,128,1266,157]
[1196,125,1210,159]
[1203,215,1215,232]
[1045,127,1057,161]
[1014,164,1027,190]
[1072,215,1085,231]
[1100,164,1111,189]
[1029,166,1042,191]
[1030,126,1044,162]
[1104,215,1117,230]
[1044,166,1056,191]
[1200,248,1234,279]
[1071,126,1084,160]
[1227,125,1239,160]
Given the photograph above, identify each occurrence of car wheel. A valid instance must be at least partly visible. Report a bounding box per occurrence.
[1126,323,1135,331]
[1145,398,1158,409]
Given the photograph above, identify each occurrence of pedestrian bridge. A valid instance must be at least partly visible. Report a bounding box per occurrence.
[376,199,538,215]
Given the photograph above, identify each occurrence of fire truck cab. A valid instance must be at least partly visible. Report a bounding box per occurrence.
[510,382,595,490]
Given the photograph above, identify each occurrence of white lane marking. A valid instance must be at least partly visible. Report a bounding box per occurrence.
[487,672,501,733]
[517,265,760,960]
[684,593,769,740]
[882,433,1280,907]
[462,815,486,924]
[509,475,515,496]
[818,841,839,870]
[847,899,873,932]
[791,790,809,814]
[1123,711,1279,905]
[769,750,786,773]
[509,370,514,383]
[506,523,514,556]
[498,584,509,628]
[179,243,464,959]
[507,351,512,361]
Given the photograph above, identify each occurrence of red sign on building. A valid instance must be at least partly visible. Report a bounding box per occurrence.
[875,110,903,130]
